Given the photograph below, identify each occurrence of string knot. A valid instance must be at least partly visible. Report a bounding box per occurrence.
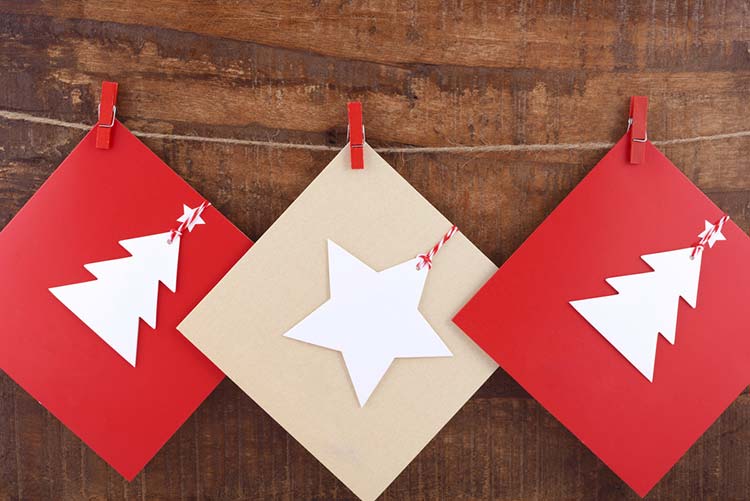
[416,225,459,271]
[168,229,182,243]
[416,253,433,271]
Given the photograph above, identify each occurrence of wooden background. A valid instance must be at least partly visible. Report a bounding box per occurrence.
[1,1,749,499]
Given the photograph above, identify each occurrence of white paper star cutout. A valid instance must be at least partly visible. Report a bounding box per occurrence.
[284,240,453,406]
[698,219,726,248]
[176,204,206,232]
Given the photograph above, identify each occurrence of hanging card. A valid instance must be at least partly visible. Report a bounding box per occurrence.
[0,120,251,479]
[178,144,497,501]
[454,134,750,496]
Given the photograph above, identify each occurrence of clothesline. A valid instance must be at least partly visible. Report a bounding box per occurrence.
[1,109,749,154]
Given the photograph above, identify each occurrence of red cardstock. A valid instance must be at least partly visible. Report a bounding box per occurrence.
[454,135,750,496]
[0,122,251,479]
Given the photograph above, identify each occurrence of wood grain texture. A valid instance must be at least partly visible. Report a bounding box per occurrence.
[0,1,749,499]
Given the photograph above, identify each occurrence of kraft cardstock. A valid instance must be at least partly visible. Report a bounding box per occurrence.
[179,144,497,500]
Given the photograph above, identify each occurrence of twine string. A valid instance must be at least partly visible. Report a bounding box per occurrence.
[1,110,749,154]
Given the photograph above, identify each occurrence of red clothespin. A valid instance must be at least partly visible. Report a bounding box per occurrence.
[347,101,364,169]
[628,96,648,164]
[96,81,118,149]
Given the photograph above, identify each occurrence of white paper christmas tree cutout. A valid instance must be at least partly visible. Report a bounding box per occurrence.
[284,240,453,406]
[49,204,207,366]
[570,220,726,382]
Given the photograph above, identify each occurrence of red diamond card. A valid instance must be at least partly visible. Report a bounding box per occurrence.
[0,105,251,478]
[453,100,750,496]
